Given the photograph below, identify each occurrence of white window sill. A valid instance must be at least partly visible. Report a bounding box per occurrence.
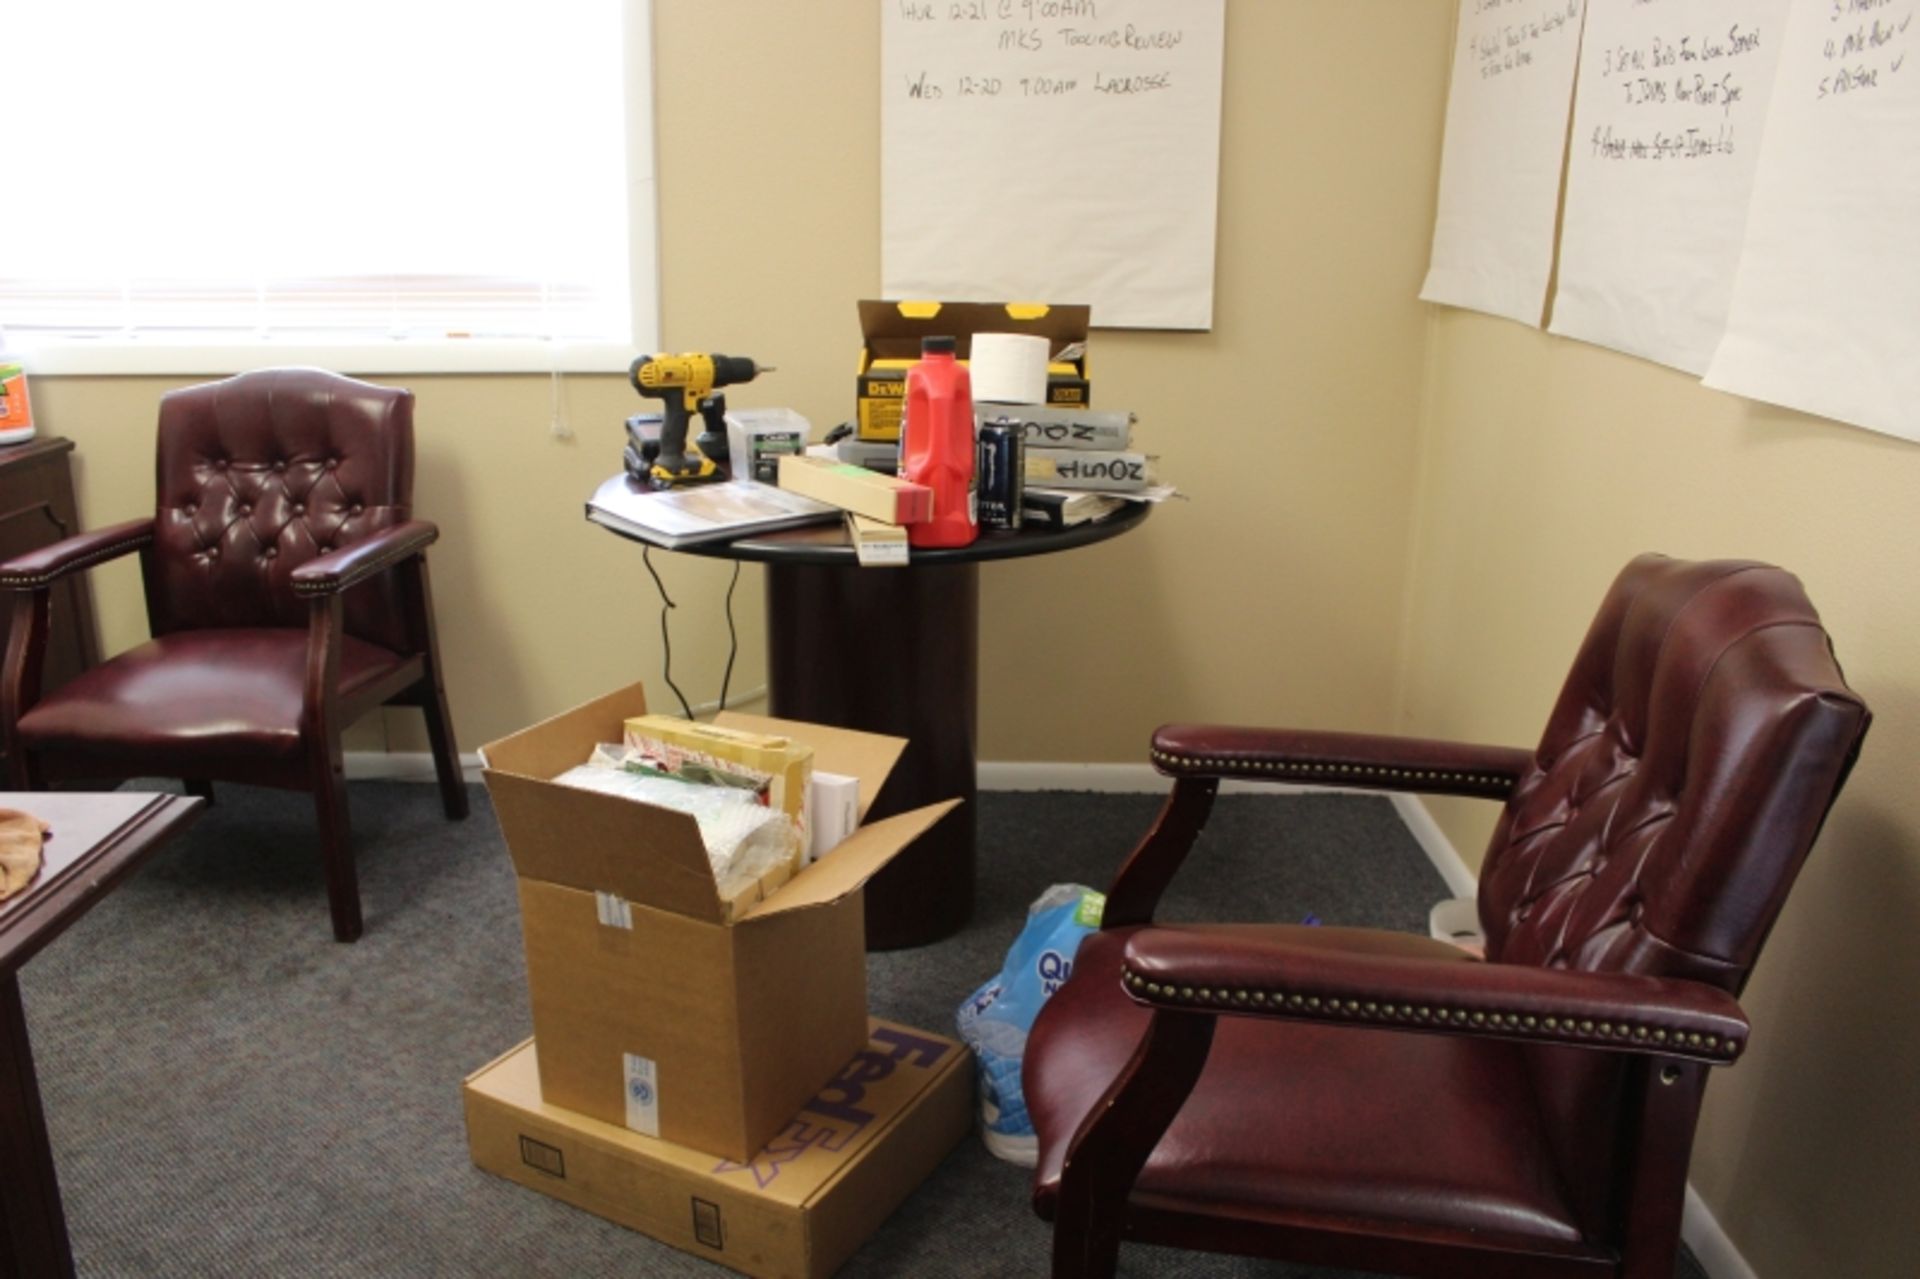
[23,339,640,379]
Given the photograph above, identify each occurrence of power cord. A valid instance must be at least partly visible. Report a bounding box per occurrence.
[641,546,696,720]
[641,547,746,723]
[718,560,741,717]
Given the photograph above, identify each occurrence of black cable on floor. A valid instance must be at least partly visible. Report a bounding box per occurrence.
[641,546,696,721]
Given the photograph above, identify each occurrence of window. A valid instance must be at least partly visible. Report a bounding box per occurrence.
[1,0,657,374]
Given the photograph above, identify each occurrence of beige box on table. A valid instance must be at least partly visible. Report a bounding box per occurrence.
[465,1023,971,1279]
[777,454,933,525]
[480,682,958,1162]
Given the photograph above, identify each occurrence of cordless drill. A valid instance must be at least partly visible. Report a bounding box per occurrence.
[627,353,773,488]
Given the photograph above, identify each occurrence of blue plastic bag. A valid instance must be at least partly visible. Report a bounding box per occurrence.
[956,883,1105,1165]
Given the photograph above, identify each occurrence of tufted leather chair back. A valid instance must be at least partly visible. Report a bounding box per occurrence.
[148,368,415,653]
[1474,556,1868,1237]
[1479,555,1869,992]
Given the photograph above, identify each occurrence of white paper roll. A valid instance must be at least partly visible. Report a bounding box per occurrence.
[969,333,1050,405]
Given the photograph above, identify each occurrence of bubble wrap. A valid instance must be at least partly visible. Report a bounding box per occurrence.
[551,763,795,899]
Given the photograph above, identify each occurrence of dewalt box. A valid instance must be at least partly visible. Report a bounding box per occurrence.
[856,300,1090,442]
[464,1023,972,1279]
[480,682,959,1162]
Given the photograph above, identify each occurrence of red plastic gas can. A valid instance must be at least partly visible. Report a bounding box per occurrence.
[900,336,978,548]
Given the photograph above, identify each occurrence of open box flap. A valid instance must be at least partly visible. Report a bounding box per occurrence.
[482,681,650,779]
[481,680,726,923]
[858,300,1090,362]
[737,800,961,924]
[486,772,724,922]
[712,712,905,821]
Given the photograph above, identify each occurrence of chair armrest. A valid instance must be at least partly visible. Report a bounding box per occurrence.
[1150,724,1535,799]
[0,518,156,590]
[290,520,438,597]
[1120,924,1749,1065]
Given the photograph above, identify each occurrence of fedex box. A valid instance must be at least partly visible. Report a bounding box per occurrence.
[481,682,958,1162]
[464,1023,972,1279]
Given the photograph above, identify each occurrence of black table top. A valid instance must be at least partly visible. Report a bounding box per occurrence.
[599,495,1151,567]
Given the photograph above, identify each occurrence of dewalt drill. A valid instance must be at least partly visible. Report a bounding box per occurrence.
[628,353,773,488]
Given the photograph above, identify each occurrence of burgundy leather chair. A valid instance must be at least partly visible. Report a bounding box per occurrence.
[0,368,467,942]
[1027,556,1870,1278]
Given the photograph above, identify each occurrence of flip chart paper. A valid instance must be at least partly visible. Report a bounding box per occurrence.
[1421,0,1588,326]
[881,0,1226,331]
[1703,0,1920,441]
[1550,0,1791,374]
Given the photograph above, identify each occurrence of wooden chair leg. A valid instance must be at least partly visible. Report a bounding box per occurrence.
[420,683,467,821]
[1051,1010,1216,1278]
[312,753,360,943]
[398,556,466,821]
[1618,1057,1710,1279]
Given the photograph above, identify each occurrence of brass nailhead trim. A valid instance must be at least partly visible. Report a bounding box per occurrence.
[291,540,432,596]
[0,532,156,589]
[1118,964,1742,1062]
[1148,747,1513,793]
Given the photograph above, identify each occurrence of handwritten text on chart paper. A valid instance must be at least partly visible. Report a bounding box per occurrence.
[896,0,1187,101]
[1816,2,1914,101]
[1470,0,1584,81]
[1588,9,1773,163]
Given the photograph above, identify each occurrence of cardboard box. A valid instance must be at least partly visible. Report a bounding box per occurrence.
[778,454,932,525]
[856,300,1091,442]
[465,1023,972,1279]
[482,683,959,1161]
[845,513,908,568]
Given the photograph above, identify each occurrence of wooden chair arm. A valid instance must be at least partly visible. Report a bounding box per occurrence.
[0,518,155,590]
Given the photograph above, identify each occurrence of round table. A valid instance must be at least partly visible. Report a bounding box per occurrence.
[599,499,1150,949]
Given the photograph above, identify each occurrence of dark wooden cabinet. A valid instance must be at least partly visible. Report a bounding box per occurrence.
[0,438,101,703]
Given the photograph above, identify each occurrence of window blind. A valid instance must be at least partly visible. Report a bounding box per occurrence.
[1,0,649,368]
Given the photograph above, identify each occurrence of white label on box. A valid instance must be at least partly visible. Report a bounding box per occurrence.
[595,891,633,930]
[853,538,909,567]
[623,1053,660,1136]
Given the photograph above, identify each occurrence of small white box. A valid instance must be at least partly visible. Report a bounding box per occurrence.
[809,771,861,863]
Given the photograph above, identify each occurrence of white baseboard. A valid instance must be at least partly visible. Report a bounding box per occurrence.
[1386,792,1480,898]
[350,754,1375,797]
[348,755,1268,793]
[1390,794,1755,1279]
[976,760,1331,795]
[343,749,484,785]
[1682,1184,1758,1279]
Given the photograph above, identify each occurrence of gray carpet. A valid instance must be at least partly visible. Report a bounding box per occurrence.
[16,783,1708,1278]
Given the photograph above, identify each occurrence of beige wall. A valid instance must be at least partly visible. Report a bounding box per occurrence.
[28,1,1904,1274]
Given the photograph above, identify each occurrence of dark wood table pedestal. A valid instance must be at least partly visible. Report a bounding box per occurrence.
[616,492,1150,951]
[767,560,979,950]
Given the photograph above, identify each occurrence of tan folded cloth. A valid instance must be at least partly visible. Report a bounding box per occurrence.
[0,808,51,901]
